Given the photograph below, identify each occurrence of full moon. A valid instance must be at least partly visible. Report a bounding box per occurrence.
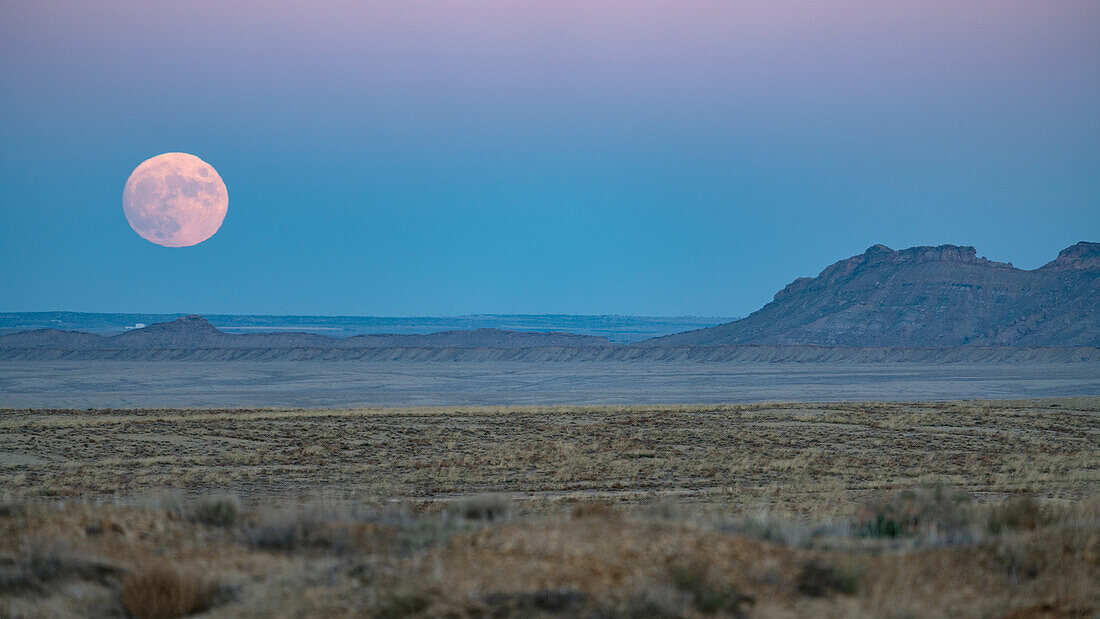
[123,152,228,247]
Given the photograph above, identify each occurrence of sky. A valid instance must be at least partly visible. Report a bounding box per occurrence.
[1,1,1098,317]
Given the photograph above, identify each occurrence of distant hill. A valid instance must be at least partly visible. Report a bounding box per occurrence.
[0,329,104,349]
[345,328,610,348]
[2,242,1096,359]
[1,313,1098,364]
[0,315,613,350]
[647,242,1099,347]
[0,312,734,343]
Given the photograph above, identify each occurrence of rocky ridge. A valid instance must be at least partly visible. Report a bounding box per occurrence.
[3,242,1096,358]
[649,242,1099,347]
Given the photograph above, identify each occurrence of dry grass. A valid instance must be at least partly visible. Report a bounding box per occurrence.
[1,398,1096,517]
[243,504,356,553]
[0,536,120,594]
[185,494,240,527]
[119,565,221,619]
[0,398,1096,616]
[447,494,513,521]
[0,494,1096,617]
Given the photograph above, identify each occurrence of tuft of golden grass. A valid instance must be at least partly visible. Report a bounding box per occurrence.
[119,565,220,619]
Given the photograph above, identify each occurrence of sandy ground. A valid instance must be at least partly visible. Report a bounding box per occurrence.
[0,360,1097,408]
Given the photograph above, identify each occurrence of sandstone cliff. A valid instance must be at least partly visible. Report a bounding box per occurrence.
[648,242,1099,346]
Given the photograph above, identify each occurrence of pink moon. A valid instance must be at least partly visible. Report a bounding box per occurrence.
[122,153,228,247]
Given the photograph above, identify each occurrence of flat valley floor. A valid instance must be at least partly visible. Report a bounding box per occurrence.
[2,360,1098,408]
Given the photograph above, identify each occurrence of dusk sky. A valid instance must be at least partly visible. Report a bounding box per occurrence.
[2,1,1098,317]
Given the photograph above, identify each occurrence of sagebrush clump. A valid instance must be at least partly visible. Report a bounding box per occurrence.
[449,494,512,521]
[186,494,241,527]
[987,494,1047,534]
[244,506,352,552]
[855,485,971,540]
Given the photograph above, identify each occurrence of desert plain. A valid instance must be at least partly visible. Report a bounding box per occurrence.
[1,397,1097,617]
[3,360,1099,409]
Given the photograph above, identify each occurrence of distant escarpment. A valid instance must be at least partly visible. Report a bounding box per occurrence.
[2,242,1097,361]
[647,242,1099,347]
[0,315,1097,363]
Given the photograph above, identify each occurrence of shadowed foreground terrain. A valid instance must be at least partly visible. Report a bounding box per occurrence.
[1,399,1097,616]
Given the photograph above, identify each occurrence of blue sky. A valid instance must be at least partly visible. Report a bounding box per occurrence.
[1,1,1098,316]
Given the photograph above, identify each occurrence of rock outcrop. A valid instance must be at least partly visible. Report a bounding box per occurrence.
[3,242,1095,356]
[648,242,1099,347]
